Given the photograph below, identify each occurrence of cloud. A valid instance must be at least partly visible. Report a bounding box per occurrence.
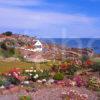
[0,0,43,7]
[0,1,100,38]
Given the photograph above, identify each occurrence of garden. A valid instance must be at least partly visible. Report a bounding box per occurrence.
[0,58,99,100]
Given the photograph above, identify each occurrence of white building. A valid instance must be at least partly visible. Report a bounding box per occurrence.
[33,40,43,52]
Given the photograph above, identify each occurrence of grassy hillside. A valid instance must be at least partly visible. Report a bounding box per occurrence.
[0,60,56,74]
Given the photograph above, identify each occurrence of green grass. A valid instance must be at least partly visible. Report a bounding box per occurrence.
[90,57,100,63]
[0,60,59,74]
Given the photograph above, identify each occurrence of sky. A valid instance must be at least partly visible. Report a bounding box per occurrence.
[0,0,100,38]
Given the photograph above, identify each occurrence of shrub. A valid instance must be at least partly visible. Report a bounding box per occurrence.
[92,63,100,72]
[51,64,59,72]
[66,65,80,76]
[38,70,50,80]
[87,77,100,91]
[2,31,13,36]
[19,95,31,100]
[73,76,86,87]
[0,79,4,86]
[53,72,64,80]
[0,76,5,86]
[7,77,20,85]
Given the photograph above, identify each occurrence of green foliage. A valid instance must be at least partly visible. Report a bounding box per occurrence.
[87,77,100,91]
[53,72,64,80]
[66,65,80,76]
[38,70,50,80]
[92,63,100,72]
[0,79,4,86]
[81,55,89,63]
[2,31,12,36]
[0,43,7,50]
[1,48,15,58]
[19,95,31,100]
[51,64,60,72]
[7,77,20,85]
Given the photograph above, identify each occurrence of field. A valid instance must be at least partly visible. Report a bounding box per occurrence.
[91,57,100,63]
[0,60,55,74]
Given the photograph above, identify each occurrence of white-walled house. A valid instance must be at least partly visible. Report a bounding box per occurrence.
[19,39,43,52]
[33,40,43,52]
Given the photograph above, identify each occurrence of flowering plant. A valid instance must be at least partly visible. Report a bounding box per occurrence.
[61,90,88,100]
[73,76,85,87]
[87,77,100,91]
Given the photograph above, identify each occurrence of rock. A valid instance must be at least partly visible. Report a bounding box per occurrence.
[23,81,29,85]
[48,79,55,84]
[0,85,5,89]
[37,80,42,83]
[42,79,46,82]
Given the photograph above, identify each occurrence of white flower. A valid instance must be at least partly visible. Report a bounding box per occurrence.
[35,74,39,78]
[30,74,32,76]
[34,74,39,79]
[0,85,5,89]
[34,70,36,72]
[42,79,46,82]
[71,81,76,86]
[48,79,54,83]
[8,74,11,76]
[23,81,29,85]
[37,80,42,83]
[29,70,33,72]
[40,69,43,72]
[34,76,37,79]
[25,70,30,73]
[31,67,33,69]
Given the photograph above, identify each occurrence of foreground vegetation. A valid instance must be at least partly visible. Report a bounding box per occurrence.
[0,60,60,73]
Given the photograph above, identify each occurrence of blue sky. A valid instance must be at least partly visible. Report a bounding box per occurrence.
[0,0,100,38]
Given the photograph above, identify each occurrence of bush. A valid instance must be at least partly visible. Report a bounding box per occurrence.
[0,76,6,86]
[7,77,20,85]
[53,72,64,80]
[0,79,4,86]
[87,77,100,91]
[66,65,80,76]
[51,64,59,72]
[3,31,13,36]
[19,95,31,100]
[92,63,100,72]
[38,70,50,80]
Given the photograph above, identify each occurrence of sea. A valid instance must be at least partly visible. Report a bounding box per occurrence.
[40,38,100,54]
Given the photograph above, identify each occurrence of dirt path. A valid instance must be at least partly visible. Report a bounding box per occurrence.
[0,86,99,100]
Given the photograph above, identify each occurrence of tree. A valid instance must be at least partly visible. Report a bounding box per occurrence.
[3,31,13,36]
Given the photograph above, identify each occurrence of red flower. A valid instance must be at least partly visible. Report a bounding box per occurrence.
[85,60,92,65]
[61,64,67,68]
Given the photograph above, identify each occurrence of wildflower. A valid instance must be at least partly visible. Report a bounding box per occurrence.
[42,79,46,82]
[31,67,33,69]
[29,70,33,72]
[34,74,39,79]
[8,74,11,76]
[71,81,76,86]
[33,70,36,72]
[25,70,30,73]
[23,81,29,85]
[18,72,20,74]
[37,80,42,83]
[40,69,43,73]
[30,74,32,76]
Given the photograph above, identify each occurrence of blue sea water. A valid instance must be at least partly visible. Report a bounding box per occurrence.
[40,38,100,54]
